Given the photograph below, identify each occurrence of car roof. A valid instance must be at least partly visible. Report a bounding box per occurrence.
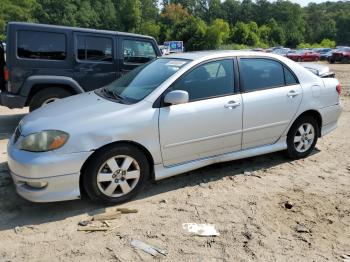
[163,50,282,61]
[7,22,154,40]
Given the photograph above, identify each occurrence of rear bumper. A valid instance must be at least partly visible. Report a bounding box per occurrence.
[0,91,26,108]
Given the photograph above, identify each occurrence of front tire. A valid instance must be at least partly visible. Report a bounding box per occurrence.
[287,116,318,159]
[83,144,150,204]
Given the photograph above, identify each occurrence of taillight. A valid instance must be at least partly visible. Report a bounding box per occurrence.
[3,66,9,82]
[336,83,342,95]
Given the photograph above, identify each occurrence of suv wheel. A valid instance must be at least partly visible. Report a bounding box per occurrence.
[287,116,318,159]
[29,88,72,112]
[83,144,150,204]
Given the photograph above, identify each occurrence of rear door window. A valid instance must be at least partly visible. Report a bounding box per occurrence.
[17,31,66,60]
[123,40,156,64]
[239,58,285,92]
[77,35,113,62]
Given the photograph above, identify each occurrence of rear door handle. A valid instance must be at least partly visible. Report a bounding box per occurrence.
[287,90,301,98]
[224,101,241,109]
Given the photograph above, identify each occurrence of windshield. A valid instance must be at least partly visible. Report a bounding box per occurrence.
[98,58,190,104]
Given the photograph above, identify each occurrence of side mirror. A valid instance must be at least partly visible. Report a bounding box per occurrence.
[164,90,189,106]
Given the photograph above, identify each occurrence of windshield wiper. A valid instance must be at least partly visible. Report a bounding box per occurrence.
[102,88,124,101]
[112,90,125,101]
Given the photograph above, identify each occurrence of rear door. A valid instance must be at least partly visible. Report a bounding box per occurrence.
[73,32,117,91]
[239,57,302,149]
[117,37,158,75]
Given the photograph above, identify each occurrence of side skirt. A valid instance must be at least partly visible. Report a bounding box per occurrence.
[154,136,287,181]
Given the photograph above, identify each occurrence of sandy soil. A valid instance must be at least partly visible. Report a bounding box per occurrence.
[0,64,349,262]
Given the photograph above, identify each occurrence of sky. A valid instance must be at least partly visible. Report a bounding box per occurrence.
[287,0,344,6]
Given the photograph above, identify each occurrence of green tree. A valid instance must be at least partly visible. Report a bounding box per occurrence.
[0,0,38,39]
[205,18,230,49]
[115,0,141,32]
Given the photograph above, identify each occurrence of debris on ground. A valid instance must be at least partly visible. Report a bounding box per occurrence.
[92,211,121,221]
[182,223,220,236]
[243,171,262,178]
[78,221,92,227]
[77,227,109,232]
[295,224,310,233]
[116,207,138,214]
[341,254,350,262]
[14,225,35,234]
[131,239,167,256]
[284,201,294,209]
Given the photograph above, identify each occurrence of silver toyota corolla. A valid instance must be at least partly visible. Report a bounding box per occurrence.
[7,51,342,203]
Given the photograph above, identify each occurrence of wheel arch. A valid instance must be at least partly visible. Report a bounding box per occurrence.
[25,84,77,106]
[290,110,322,137]
[79,140,155,199]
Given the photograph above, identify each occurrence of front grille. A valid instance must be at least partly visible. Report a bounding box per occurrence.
[13,126,21,144]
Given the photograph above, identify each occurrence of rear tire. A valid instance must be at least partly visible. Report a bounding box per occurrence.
[29,88,72,112]
[286,116,318,160]
[83,144,150,204]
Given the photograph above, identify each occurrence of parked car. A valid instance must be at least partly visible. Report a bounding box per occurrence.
[287,50,320,62]
[321,50,334,61]
[0,22,161,111]
[7,51,342,203]
[329,47,350,63]
[272,48,291,57]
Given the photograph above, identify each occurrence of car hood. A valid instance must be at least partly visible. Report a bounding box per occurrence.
[19,91,132,136]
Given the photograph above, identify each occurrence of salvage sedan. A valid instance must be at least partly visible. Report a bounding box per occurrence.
[7,51,342,203]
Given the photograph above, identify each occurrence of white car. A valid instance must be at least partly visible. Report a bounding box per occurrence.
[7,51,342,203]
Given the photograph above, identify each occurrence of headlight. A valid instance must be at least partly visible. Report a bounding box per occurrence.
[19,130,69,152]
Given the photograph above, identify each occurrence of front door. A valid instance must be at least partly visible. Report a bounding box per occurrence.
[73,33,117,91]
[239,57,303,149]
[159,59,243,166]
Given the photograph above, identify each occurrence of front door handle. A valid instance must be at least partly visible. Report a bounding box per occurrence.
[287,90,301,98]
[224,101,241,109]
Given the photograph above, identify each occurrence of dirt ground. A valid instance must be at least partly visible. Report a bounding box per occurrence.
[0,63,349,262]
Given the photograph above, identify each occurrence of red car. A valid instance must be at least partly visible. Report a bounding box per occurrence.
[287,50,320,62]
[329,47,350,63]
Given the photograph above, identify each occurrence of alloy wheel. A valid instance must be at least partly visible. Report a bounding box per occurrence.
[293,123,315,153]
[97,155,140,197]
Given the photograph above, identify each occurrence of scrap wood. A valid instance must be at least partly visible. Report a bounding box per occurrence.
[77,227,109,232]
[116,207,138,214]
[92,211,121,221]
[131,239,167,256]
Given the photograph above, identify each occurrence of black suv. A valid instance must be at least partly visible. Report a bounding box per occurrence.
[0,22,161,111]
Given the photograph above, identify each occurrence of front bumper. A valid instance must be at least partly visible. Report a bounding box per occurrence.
[7,138,93,202]
[0,91,27,109]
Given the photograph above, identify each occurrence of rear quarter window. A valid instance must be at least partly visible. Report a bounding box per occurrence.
[17,31,66,60]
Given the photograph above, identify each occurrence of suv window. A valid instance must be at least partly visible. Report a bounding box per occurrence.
[17,31,66,60]
[172,59,234,101]
[77,36,113,62]
[123,40,156,64]
[240,58,288,92]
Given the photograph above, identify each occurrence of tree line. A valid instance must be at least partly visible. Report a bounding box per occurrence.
[1,0,349,50]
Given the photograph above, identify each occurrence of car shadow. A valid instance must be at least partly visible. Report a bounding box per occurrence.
[0,113,26,139]
[0,148,320,232]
